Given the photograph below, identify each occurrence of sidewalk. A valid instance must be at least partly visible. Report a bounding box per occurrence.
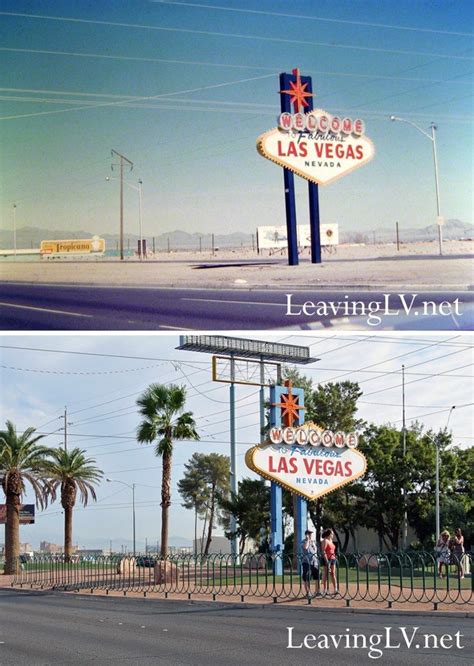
[5,579,471,617]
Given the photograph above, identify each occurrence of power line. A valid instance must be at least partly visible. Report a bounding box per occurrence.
[0,345,205,363]
[150,1,474,38]
[362,362,473,398]
[1,53,471,86]
[1,12,471,61]
[0,71,275,121]
[0,362,166,376]
[303,334,473,348]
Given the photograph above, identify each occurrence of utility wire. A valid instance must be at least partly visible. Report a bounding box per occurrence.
[1,12,471,60]
[150,1,474,37]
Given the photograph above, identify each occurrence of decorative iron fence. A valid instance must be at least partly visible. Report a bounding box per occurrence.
[11,551,472,607]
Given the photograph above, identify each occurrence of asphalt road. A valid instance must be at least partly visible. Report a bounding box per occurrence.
[0,590,472,665]
[0,284,472,330]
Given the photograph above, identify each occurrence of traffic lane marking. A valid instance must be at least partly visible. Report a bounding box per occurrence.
[181,297,286,307]
[0,301,93,317]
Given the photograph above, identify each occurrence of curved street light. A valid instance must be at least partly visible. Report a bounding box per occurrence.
[425,405,455,540]
[389,115,443,256]
[105,177,144,260]
[106,478,136,556]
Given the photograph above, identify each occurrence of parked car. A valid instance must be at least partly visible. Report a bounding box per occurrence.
[135,556,156,568]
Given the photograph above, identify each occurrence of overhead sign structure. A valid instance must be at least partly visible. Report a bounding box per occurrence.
[257,110,375,186]
[0,504,35,524]
[177,336,318,560]
[246,422,366,501]
[40,236,105,256]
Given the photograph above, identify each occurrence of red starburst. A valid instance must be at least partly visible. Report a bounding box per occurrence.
[280,68,313,112]
[274,381,304,428]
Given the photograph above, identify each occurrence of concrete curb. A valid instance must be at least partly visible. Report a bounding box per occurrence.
[0,279,472,292]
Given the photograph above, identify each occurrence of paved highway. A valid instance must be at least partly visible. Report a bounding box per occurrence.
[0,590,471,665]
[0,283,472,330]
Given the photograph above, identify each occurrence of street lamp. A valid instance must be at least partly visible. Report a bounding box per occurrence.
[426,406,455,539]
[12,204,17,258]
[106,478,136,556]
[389,115,443,256]
[105,177,143,260]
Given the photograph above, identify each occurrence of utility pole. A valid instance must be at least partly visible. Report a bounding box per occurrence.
[431,122,443,256]
[229,355,237,558]
[402,366,407,549]
[111,150,133,261]
[64,406,68,452]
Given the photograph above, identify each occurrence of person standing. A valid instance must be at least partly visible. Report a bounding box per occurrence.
[321,528,338,595]
[301,529,319,599]
[450,528,465,579]
[436,530,451,578]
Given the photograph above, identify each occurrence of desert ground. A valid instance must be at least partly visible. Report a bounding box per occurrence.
[1,240,472,290]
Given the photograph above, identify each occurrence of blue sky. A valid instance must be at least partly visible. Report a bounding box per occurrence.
[1,332,472,551]
[0,0,472,240]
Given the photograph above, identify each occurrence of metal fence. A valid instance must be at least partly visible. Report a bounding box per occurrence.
[11,551,472,608]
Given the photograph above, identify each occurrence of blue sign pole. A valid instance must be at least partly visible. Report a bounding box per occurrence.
[269,382,306,576]
[295,496,308,573]
[270,483,283,575]
[279,73,299,266]
[305,77,322,264]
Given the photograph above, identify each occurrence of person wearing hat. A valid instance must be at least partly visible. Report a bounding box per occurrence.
[436,530,451,578]
[301,528,320,599]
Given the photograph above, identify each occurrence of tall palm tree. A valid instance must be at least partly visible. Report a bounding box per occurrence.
[0,420,53,574]
[41,448,103,560]
[137,384,199,557]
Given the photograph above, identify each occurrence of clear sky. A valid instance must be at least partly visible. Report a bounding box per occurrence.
[1,332,472,551]
[0,0,472,240]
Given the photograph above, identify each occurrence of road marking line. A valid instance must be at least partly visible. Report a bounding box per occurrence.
[0,301,93,318]
[159,324,195,330]
[181,298,285,308]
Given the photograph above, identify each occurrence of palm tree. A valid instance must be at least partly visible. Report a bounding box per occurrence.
[0,421,53,574]
[136,384,199,557]
[41,448,103,560]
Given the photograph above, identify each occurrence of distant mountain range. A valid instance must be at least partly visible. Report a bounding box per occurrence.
[1,219,472,250]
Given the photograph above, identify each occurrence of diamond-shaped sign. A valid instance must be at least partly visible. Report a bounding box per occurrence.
[245,441,366,501]
[257,109,375,186]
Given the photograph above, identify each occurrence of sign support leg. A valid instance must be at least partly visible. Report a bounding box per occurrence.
[271,482,283,575]
[308,183,322,264]
[283,168,299,266]
[295,497,307,573]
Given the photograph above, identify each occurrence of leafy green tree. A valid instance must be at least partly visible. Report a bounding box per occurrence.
[177,463,208,555]
[308,381,364,431]
[409,436,472,548]
[0,421,53,574]
[281,370,365,556]
[136,384,199,557]
[41,448,103,560]
[221,478,270,554]
[178,452,230,555]
[356,425,461,550]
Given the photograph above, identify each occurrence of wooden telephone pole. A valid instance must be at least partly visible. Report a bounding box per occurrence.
[111,150,133,260]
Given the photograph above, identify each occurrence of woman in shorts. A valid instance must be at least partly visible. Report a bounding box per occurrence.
[321,528,338,595]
